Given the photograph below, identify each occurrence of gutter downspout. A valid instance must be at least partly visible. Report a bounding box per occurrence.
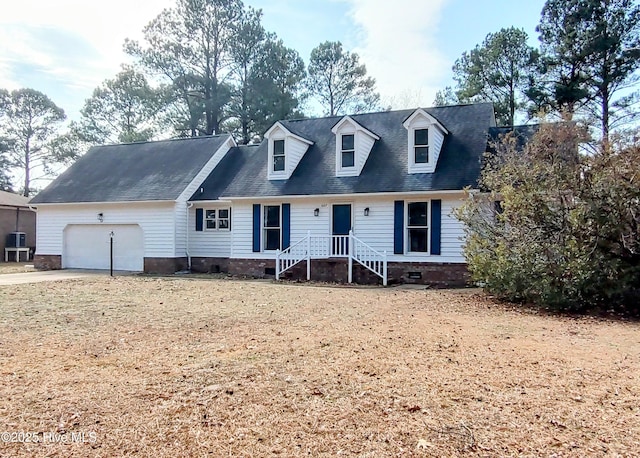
[186,202,194,271]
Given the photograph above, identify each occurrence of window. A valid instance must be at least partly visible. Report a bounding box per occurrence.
[218,209,230,229]
[263,205,281,250]
[407,202,428,252]
[341,134,355,168]
[414,128,429,163]
[205,208,231,231]
[273,139,285,172]
[205,210,216,229]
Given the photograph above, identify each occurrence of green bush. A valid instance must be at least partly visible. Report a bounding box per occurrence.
[457,123,640,315]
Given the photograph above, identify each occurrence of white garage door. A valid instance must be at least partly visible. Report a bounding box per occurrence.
[63,225,144,271]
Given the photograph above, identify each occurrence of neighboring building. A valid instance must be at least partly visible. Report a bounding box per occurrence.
[0,190,36,260]
[31,103,497,286]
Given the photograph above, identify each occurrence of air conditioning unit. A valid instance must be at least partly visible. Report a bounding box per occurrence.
[6,232,26,248]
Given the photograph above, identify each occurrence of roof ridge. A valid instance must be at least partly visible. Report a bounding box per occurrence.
[96,133,231,148]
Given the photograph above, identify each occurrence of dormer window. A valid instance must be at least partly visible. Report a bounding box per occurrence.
[414,128,429,163]
[264,121,313,180]
[332,116,379,177]
[403,109,448,174]
[273,139,285,172]
[341,134,355,168]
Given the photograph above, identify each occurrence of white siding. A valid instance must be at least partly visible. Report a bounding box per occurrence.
[286,137,310,177]
[175,136,234,255]
[188,205,232,257]
[440,199,465,261]
[430,128,445,168]
[35,202,176,258]
[229,194,467,263]
[356,133,376,171]
[290,200,331,242]
[353,200,394,254]
[174,202,188,257]
[230,202,256,258]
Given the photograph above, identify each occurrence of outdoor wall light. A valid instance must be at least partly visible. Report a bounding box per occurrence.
[97,212,104,222]
[364,207,370,216]
[314,208,319,217]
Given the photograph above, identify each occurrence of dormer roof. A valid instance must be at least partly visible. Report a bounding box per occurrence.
[330,116,381,140]
[402,108,449,134]
[264,121,314,145]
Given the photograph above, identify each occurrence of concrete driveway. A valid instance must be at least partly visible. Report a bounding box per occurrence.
[0,270,127,286]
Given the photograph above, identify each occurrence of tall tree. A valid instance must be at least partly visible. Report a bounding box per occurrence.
[125,0,243,136]
[246,37,306,138]
[0,88,72,196]
[0,137,14,192]
[433,86,459,107]
[537,0,640,137]
[452,27,540,126]
[228,7,266,144]
[76,67,163,144]
[306,41,380,116]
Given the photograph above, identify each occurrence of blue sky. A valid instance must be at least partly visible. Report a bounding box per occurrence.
[0,0,547,121]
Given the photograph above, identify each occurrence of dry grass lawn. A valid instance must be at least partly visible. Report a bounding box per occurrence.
[0,276,638,457]
[0,262,36,275]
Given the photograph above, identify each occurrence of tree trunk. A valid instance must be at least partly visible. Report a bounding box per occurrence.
[601,86,609,142]
[23,139,30,197]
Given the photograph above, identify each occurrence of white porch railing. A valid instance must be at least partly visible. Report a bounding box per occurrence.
[349,231,388,286]
[275,230,387,286]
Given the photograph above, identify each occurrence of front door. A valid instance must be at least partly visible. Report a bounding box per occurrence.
[332,204,351,255]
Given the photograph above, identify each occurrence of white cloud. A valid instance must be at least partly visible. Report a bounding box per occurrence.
[342,0,450,109]
[0,0,174,116]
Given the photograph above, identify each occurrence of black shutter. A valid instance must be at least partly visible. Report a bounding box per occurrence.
[394,200,404,254]
[430,199,441,255]
[252,204,261,252]
[282,203,291,249]
[195,208,203,232]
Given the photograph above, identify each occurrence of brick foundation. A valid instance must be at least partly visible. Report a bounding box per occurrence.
[144,257,188,274]
[34,254,62,270]
[228,258,272,278]
[190,257,230,274]
[228,258,469,287]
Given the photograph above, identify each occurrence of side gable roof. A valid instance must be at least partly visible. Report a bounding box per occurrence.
[31,135,232,204]
[0,190,30,208]
[192,103,496,200]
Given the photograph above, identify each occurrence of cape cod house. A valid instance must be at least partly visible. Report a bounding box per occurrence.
[30,103,496,286]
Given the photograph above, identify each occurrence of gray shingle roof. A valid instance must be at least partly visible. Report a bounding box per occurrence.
[31,135,231,204]
[191,103,496,201]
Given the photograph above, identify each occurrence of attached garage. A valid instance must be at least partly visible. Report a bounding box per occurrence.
[63,224,144,271]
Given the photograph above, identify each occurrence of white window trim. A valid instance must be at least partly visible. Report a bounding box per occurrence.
[405,200,431,255]
[262,204,282,252]
[336,130,357,174]
[204,208,231,231]
[269,137,287,176]
[413,128,429,164]
[407,120,432,173]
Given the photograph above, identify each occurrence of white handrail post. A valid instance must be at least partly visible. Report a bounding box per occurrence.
[348,230,353,283]
[306,230,311,281]
[275,249,281,280]
[383,251,388,286]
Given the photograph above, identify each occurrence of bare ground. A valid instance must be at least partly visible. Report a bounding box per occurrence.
[0,276,638,457]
